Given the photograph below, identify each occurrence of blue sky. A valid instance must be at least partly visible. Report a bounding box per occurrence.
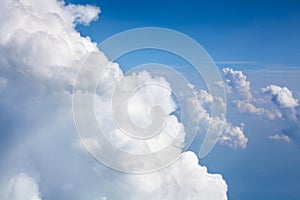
[1,0,300,200]
[70,0,300,69]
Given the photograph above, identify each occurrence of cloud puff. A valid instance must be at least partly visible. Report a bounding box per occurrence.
[114,151,227,200]
[8,173,41,200]
[262,85,298,109]
[223,68,279,120]
[232,99,281,120]
[269,134,290,142]
[65,3,101,26]
[189,88,248,149]
[0,0,228,200]
[219,122,247,149]
[262,85,298,120]
[223,67,252,100]
[262,85,300,147]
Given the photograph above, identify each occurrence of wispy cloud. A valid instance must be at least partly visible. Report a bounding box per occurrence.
[215,61,300,70]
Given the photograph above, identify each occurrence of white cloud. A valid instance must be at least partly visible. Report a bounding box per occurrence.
[232,99,281,120]
[269,134,290,142]
[0,0,98,82]
[222,68,282,121]
[188,88,248,149]
[262,85,298,109]
[65,3,100,26]
[0,0,228,200]
[222,67,300,147]
[8,173,41,200]
[233,100,264,115]
[219,121,248,149]
[114,151,228,200]
[223,68,252,100]
[262,85,300,147]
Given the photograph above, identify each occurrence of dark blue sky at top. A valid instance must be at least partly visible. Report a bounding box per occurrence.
[67,0,300,70]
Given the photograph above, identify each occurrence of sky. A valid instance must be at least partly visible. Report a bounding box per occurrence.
[0,0,300,200]
[71,0,300,69]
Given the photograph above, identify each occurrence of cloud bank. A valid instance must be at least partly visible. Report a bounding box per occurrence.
[223,68,300,147]
[0,0,230,199]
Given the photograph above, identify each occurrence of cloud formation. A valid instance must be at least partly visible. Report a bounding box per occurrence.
[223,67,252,100]
[194,89,248,149]
[181,86,247,150]
[223,68,280,120]
[262,85,300,146]
[0,0,229,199]
[222,68,300,147]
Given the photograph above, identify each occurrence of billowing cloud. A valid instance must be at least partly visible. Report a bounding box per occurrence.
[65,3,101,26]
[223,67,252,100]
[223,68,279,120]
[113,151,228,200]
[262,85,298,109]
[262,85,300,147]
[189,88,248,149]
[0,0,229,200]
[262,85,298,120]
[222,66,300,147]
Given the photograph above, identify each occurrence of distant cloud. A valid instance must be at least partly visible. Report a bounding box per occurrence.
[188,88,248,149]
[262,85,300,147]
[269,134,290,142]
[262,85,299,127]
[222,67,300,147]
[222,68,282,120]
[223,68,252,100]
[233,100,264,115]
[262,85,298,110]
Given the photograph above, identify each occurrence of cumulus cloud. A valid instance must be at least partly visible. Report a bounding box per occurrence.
[262,85,298,120]
[219,122,247,149]
[232,99,281,120]
[0,0,229,200]
[222,67,300,146]
[222,68,279,120]
[223,67,252,100]
[189,88,248,149]
[65,3,100,26]
[262,85,298,109]
[233,100,264,115]
[262,85,300,147]
[113,151,228,200]
[223,66,300,147]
